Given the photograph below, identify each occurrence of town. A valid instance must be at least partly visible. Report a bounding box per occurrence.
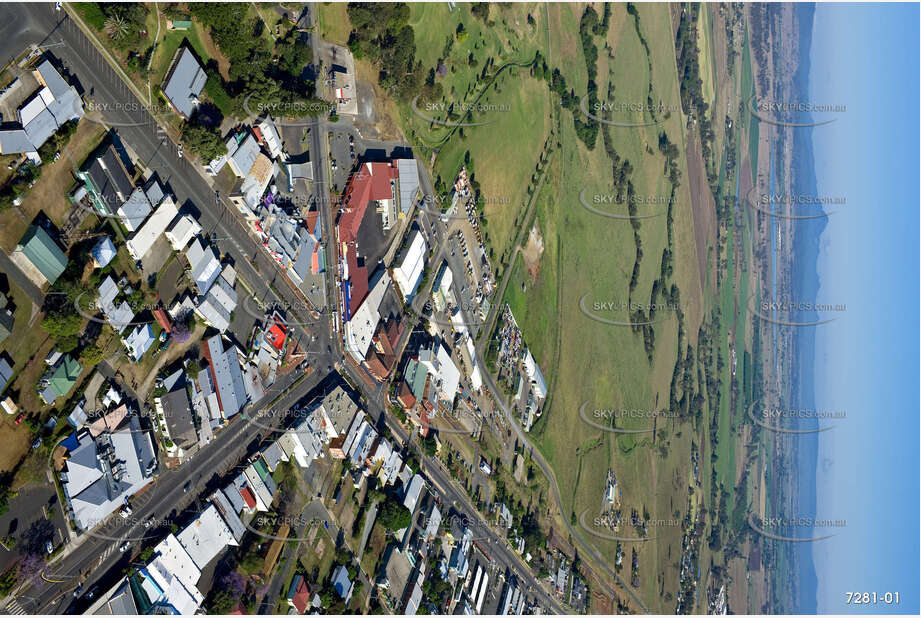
[0,5,583,616]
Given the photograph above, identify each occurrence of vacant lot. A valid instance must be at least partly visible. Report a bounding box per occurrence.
[0,121,106,253]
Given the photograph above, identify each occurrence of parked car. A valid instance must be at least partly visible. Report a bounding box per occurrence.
[31,437,42,450]
[118,541,131,553]
[183,481,191,493]
[14,413,24,425]
[45,540,53,554]
[177,143,183,159]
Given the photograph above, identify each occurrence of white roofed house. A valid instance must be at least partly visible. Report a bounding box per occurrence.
[165,214,202,251]
[255,116,284,160]
[117,186,153,232]
[96,276,135,333]
[124,324,155,361]
[0,58,84,164]
[392,230,426,302]
[194,272,237,333]
[90,235,117,268]
[184,238,221,295]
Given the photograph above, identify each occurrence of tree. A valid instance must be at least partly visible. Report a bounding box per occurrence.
[41,310,82,340]
[79,343,105,366]
[470,3,490,22]
[377,497,411,531]
[182,121,227,161]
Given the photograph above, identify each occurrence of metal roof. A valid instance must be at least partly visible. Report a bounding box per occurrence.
[162,47,207,118]
[19,225,67,283]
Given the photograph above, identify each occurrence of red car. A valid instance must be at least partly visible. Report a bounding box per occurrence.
[14,413,24,425]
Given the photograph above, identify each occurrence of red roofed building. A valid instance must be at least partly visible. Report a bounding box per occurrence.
[266,323,287,351]
[239,486,257,510]
[337,162,400,320]
[397,381,416,410]
[287,574,310,614]
[338,162,398,244]
[152,307,172,334]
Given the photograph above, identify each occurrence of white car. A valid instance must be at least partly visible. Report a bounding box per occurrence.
[177,143,183,159]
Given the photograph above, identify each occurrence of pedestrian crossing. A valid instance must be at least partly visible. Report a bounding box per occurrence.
[3,598,26,615]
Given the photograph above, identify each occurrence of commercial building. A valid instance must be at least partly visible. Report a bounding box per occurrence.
[393,230,426,301]
[201,335,248,419]
[59,415,156,530]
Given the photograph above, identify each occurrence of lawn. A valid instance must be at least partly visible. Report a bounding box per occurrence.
[317,3,351,45]
[0,120,106,253]
[496,3,708,610]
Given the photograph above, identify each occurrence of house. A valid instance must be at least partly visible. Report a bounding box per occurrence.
[124,324,155,362]
[287,574,310,614]
[97,276,135,333]
[90,235,117,268]
[185,238,222,295]
[280,416,325,468]
[0,358,13,395]
[392,230,426,301]
[194,272,237,332]
[40,354,82,404]
[229,153,275,215]
[0,307,13,346]
[165,215,201,252]
[201,336,248,419]
[60,415,156,530]
[76,143,134,217]
[254,117,284,160]
[117,186,154,232]
[161,46,207,119]
[0,58,84,162]
[331,565,354,603]
[402,474,425,514]
[126,196,179,260]
[11,225,68,287]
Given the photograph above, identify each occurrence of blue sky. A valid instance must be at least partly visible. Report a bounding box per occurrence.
[808,2,919,613]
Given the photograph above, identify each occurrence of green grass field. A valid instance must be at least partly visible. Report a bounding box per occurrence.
[498,4,708,609]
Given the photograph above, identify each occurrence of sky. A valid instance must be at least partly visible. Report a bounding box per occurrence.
[808,2,919,613]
